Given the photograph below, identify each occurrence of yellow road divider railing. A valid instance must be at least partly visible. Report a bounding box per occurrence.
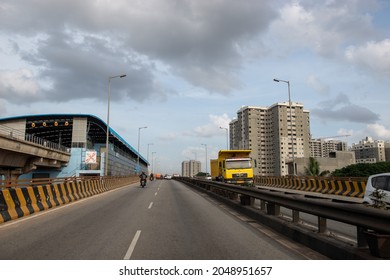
[0,176,138,224]
[254,176,367,198]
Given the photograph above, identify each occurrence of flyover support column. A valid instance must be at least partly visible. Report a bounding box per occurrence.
[0,169,22,187]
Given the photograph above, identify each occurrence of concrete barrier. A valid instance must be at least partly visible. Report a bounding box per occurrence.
[0,176,138,224]
[254,176,366,198]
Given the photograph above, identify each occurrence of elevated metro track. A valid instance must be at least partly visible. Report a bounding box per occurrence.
[0,125,70,181]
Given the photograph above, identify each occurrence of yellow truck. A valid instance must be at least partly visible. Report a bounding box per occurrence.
[210,150,254,186]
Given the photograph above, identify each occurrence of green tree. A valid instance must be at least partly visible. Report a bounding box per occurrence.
[304,157,319,176]
[304,157,330,177]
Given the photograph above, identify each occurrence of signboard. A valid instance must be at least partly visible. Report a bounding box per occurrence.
[85,150,97,164]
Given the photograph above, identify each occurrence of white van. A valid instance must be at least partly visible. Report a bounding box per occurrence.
[363,173,390,206]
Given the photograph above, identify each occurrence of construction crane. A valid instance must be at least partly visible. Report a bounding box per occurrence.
[314,134,351,140]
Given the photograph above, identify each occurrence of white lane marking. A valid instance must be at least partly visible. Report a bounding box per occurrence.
[124,230,141,260]
[148,202,153,209]
[154,192,158,196]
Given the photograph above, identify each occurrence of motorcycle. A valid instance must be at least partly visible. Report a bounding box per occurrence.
[140,178,146,188]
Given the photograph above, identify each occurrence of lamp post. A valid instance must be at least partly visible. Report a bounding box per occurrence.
[220,126,229,150]
[273,78,296,176]
[147,143,154,170]
[201,143,208,174]
[137,126,147,174]
[146,143,153,174]
[151,152,156,174]
[105,74,126,176]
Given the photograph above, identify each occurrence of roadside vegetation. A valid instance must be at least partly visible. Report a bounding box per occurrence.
[304,157,330,177]
[303,158,390,178]
[331,162,390,177]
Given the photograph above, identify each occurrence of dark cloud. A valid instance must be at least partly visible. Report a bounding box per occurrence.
[123,1,276,93]
[0,0,277,104]
[312,93,380,124]
[18,30,164,103]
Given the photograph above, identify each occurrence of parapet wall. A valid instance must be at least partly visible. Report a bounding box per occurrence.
[0,176,138,224]
[254,176,366,198]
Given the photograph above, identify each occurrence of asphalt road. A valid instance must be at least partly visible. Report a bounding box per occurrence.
[0,179,326,260]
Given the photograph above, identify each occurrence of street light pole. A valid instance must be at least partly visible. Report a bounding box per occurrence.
[147,143,153,165]
[273,78,296,176]
[201,143,208,174]
[147,143,154,174]
[220,126,229,150]
[151,152,156,174]
[105,74,126,176]
[137,126,147,174]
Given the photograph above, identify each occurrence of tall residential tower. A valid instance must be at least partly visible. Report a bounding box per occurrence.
[181,160,201,177]
[230,103,311,176]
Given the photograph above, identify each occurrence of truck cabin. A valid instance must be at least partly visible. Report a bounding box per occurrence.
[223,158,252,169]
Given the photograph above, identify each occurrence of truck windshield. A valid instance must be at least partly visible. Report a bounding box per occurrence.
[225,160,251,169]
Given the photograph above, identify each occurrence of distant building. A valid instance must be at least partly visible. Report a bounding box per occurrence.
[181,160,201,177]
[351,137,386,163]
[230,103,311,176]
[310,139,347,158]
[293,151,356,175]
[385,141,390,162]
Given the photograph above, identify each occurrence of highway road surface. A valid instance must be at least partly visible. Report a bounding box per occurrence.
[0,179,327,260]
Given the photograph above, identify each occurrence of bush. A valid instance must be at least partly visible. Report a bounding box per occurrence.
[331,162,390,177]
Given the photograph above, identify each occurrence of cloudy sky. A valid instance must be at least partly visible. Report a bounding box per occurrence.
[1,0,390,174]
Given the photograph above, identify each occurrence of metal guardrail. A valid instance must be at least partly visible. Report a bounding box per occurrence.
[176,177,390,255]
[0,124,70,153]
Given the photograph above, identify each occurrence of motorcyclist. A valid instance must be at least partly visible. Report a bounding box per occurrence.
[139,171,147,186]
[149,173,154,181]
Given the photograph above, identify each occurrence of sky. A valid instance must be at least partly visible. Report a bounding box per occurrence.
[1,0,390,175]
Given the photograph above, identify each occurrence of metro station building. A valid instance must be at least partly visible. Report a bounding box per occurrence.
[0,114,148,180]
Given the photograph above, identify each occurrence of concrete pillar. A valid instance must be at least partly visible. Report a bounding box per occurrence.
[0,169,22,187]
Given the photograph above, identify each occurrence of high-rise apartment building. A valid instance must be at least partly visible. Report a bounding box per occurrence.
[230,102,311,176]
[310,139,347,158]
[181,160,201,177]
[385,141,390,162]
[351,137,386,163]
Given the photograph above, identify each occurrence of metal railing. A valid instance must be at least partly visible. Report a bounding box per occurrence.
[176,177,390,258]
[0,125,70,153]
